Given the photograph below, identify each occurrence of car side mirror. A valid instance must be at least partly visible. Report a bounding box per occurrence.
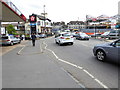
[110,42,116,47]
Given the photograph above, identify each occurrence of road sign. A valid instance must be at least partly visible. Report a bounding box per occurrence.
[30,23,36,26]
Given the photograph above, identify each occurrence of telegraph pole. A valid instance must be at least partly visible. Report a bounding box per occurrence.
[43,5,46,34]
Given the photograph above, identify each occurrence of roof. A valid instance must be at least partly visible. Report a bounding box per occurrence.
[67,21,85,25]
[37,15,51,22]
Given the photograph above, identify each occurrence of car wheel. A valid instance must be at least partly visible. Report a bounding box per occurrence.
[56,41,58,44]
[71,42,73,45]
[96,50,106,61]
[18,41,21,44]
[10,42,14,46]
[55,40,58,44]
[58,41,62,46]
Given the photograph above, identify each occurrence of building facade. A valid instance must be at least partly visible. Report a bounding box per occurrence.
[52,21,66,32]
[29,13,52,35]
[67,21,86,31]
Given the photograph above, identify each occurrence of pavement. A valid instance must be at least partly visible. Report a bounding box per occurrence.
[0,40,28,89]
[0,40,28,56]
[2,39,82,88]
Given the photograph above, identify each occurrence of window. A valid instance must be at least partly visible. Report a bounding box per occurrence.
[116,41,120,46]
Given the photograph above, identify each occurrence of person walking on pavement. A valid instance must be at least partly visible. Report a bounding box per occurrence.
[31,33,36,46]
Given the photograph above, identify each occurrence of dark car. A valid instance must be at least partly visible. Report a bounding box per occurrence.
[93,39,120,63]
[76,33,89,40]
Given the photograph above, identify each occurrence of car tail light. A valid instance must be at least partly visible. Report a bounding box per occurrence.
[60,37,64,39]
[6,40,10,41]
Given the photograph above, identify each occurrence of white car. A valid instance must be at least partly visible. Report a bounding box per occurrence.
[100,31,110,38]
[55,32,74,45]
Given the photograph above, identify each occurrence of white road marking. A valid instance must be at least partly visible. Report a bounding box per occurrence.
[17,45,26,55]
[43,41,109,89]
[40,41,43,53]
[94,79,109,89]
[83,69,95,79]
[61,67,86,88]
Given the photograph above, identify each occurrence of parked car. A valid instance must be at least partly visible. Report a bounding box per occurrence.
[71,32,78,37]
[36,34,40,38]
[76,33,89,40]
[90,33,101,37]
[0,35,21,46]
[108,30,120,39]
[100,31,110,38]
[93,39,120,63]
[55,32,74,45]
[39,34,47,38]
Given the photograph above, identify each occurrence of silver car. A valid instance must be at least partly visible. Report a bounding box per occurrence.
[76,32,89,40]
[93,39,120,63]
[0,35,21,46]
[108,30,120,39]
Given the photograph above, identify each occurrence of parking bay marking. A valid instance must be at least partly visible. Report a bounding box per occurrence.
[43,41,109,89]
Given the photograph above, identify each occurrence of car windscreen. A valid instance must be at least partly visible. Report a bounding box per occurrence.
[110,30,117,33]
[102,32,110,35]
[2,36,8,39]
[62,34,71,37]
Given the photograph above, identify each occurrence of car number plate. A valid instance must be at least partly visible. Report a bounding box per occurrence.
[66,38,70,40]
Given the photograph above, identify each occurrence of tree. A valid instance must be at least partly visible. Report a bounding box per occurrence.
[6,24,16,34]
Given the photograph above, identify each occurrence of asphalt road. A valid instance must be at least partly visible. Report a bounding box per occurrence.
[2,38,119,89]
[45,37,118,89]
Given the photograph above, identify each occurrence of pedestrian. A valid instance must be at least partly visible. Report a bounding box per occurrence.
[31,33,36,46]
[22,34,25,40]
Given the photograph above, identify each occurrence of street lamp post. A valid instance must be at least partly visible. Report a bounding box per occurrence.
[94,24,96,39]
[43,5,46,34]
[92,18,97,39]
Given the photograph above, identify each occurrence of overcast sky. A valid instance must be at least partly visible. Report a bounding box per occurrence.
[11,0,120,23]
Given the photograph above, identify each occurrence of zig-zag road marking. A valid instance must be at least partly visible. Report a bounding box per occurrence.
[43,41,109,89]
